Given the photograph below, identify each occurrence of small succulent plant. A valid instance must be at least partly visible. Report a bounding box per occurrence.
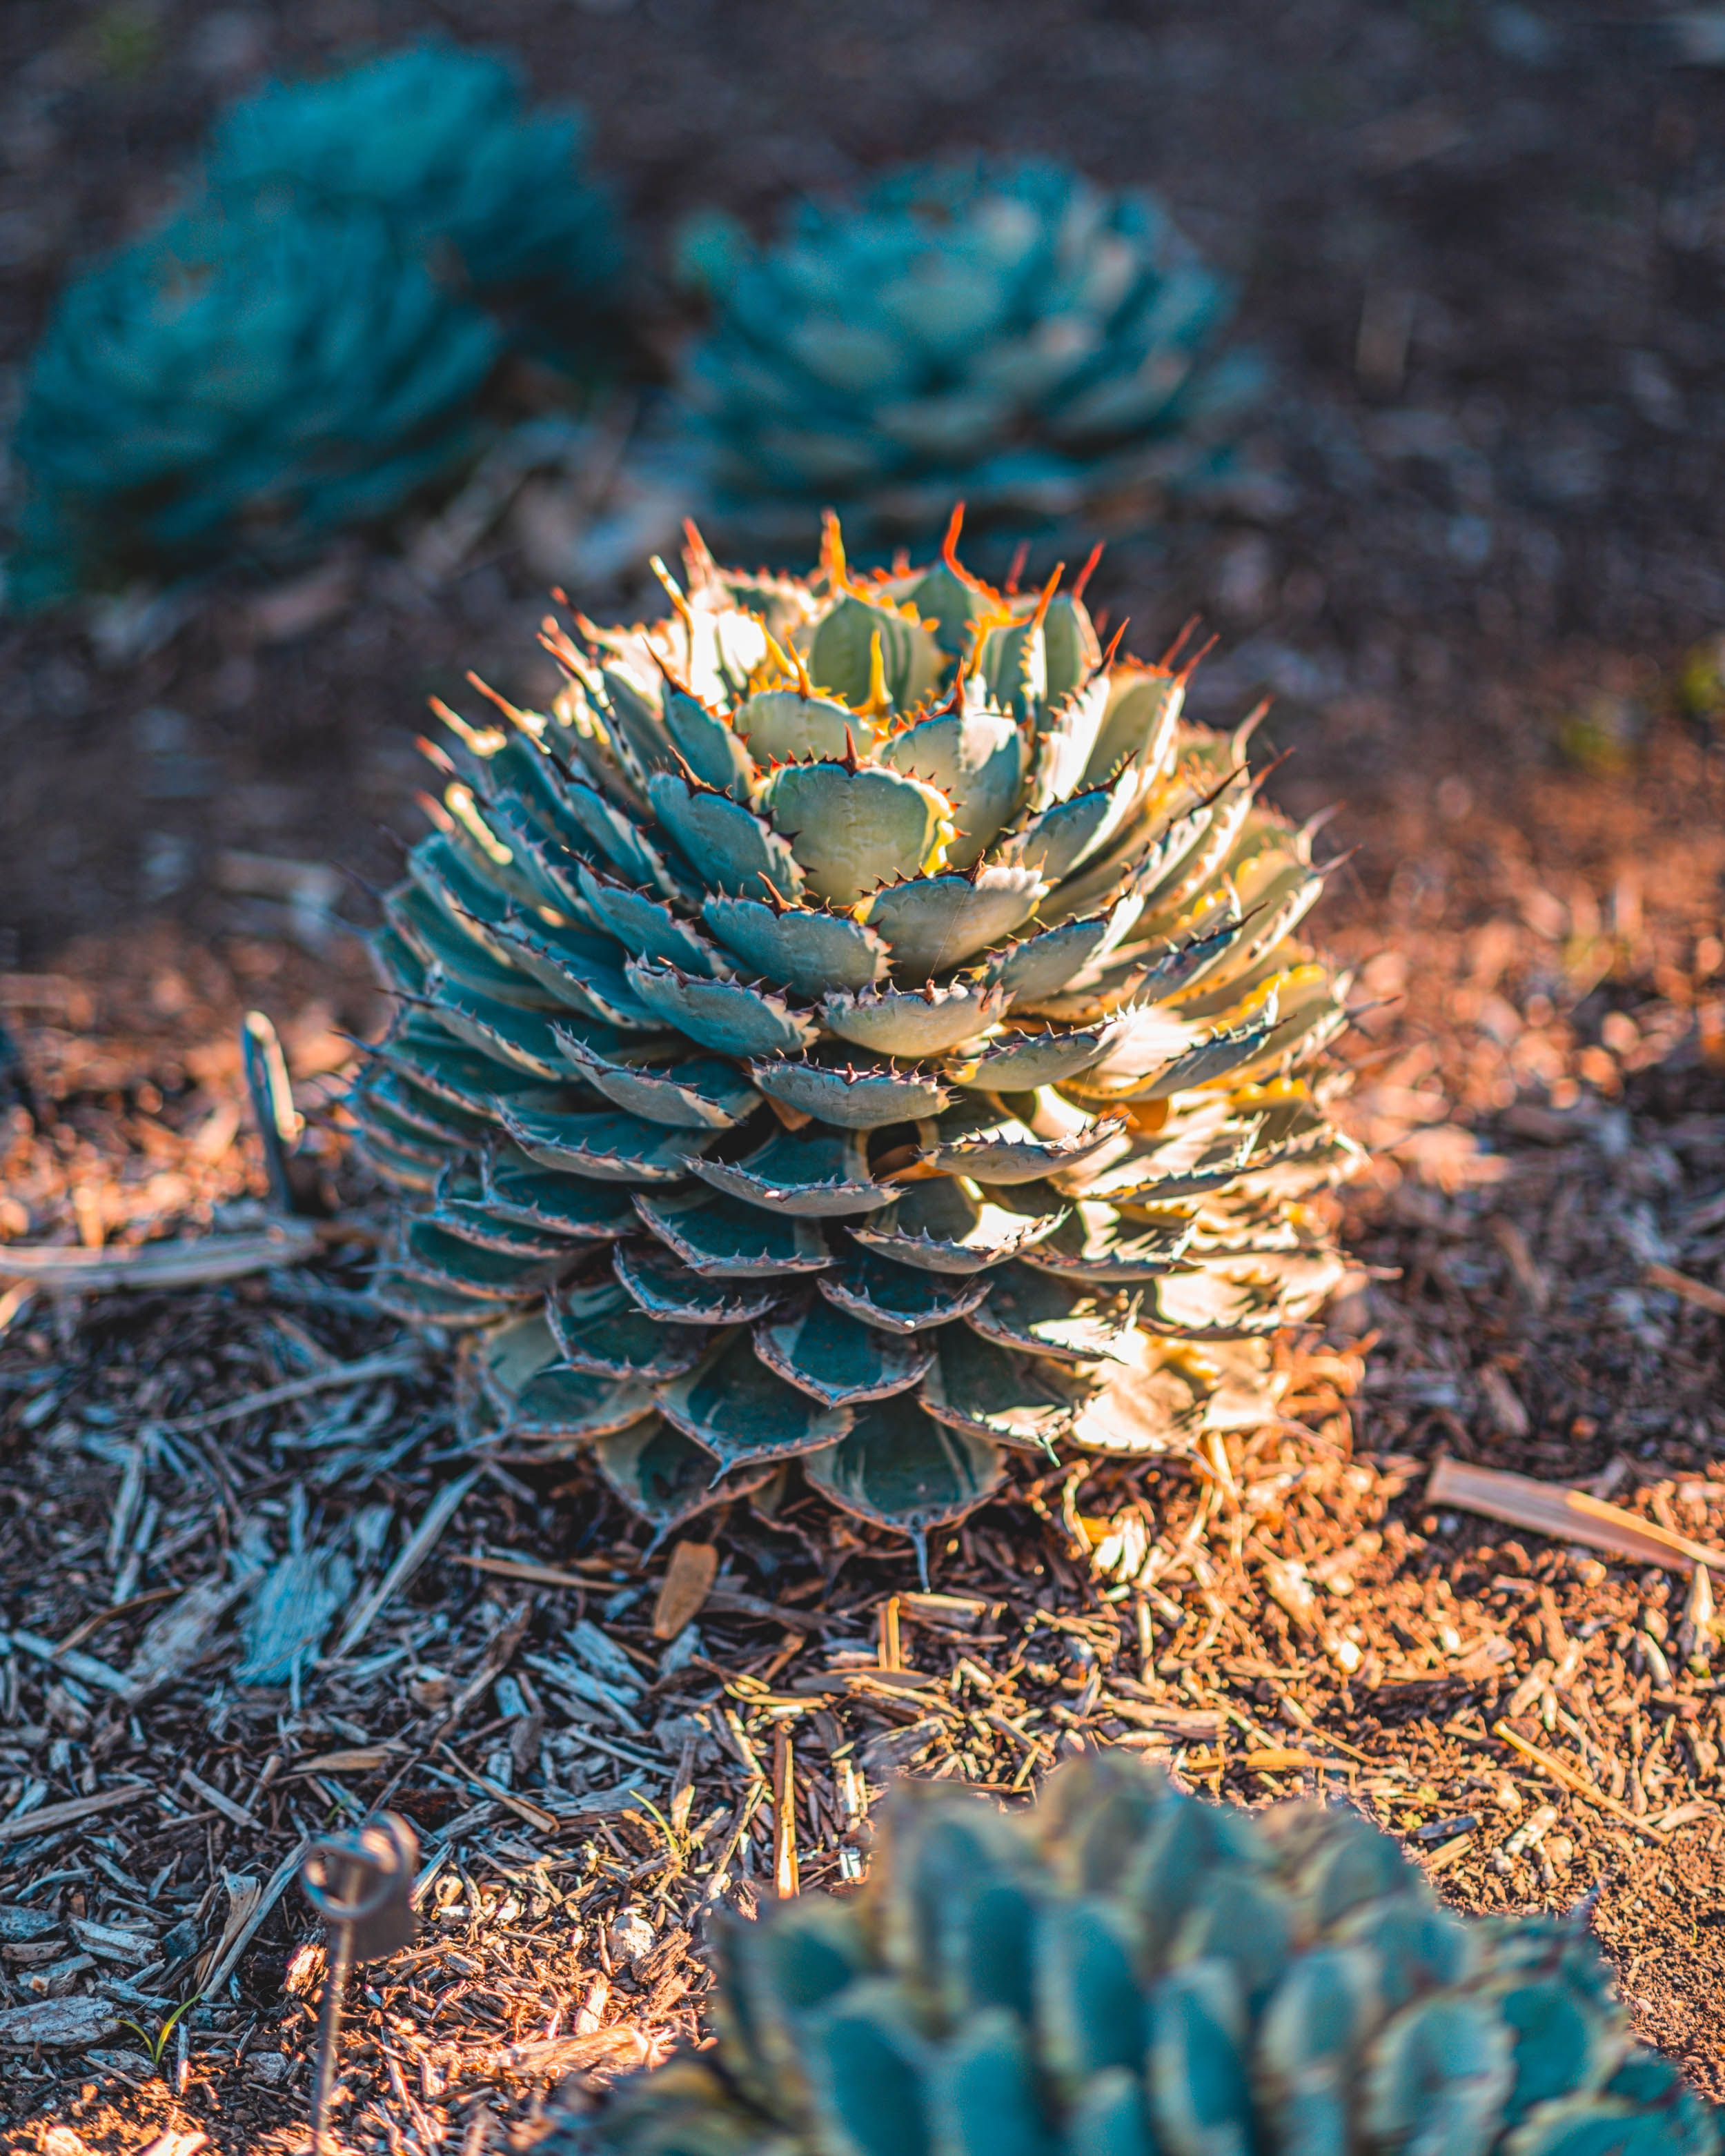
[675,159,1263,554]
[352,514,1357,1545]
[546,1753,1719,2156]
[206,38,622,361]
[7,199,500,607]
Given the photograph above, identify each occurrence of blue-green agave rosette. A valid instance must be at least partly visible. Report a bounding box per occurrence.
[206,38,621,360]
[353,513,1359,1545]
[676,158,1264,551]
[6,199,500,607]
[541,1753,1722,2156]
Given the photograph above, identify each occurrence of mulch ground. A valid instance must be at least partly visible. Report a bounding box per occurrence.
[0,704,1721,2148]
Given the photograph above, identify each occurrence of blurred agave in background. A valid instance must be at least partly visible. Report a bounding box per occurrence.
[672,159,1265,558]
[6,201,501,610]
[4,39,621,609]
[205,39,622,364]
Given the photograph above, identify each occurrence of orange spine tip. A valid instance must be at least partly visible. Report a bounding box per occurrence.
[1003,540,1029,595]
[1100,619,1130,669]
[1030,563,1065,631]
[1159,613,1203,669]
[940,502,967,569]
[1071,540,1105,601]
[1175,634,1219,687]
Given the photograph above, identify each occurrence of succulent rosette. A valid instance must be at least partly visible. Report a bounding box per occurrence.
[676,159,1263,551]
[6,199,500,606]
[546,1754,1719,2156]
[352,514,1359,1547]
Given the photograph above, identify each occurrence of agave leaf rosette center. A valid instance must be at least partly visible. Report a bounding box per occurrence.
[355,511,1361,1542]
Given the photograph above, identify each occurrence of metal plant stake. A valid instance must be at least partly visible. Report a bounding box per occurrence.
[300,1812,420,2153]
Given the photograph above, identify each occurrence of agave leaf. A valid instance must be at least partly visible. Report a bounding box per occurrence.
[862,867,1043,983]
[371,1013,544,1120]
[759,760,952,909]
[555,771,692,901]
[479,922,661,1031]
[1021,1203,1195,1283]
[704,894,889,999]
[750,1055,953,1129]
[1358,1993,1514,2156]
[548,1276,715,1381]
[662,676,758,798]
[805,1398,1005,1532]
[1147,1963,1254,2156]
[996,768,1139,884]
[1041,590,1103,706]
[384,882,561,1009]
[480,791,596,918]
[753,1295,935,1406]
[1071,1009,1281,1105]
[366,922,431,1001]
[692,1125,893,1216]
[589,1414,778,1529]
[879,705,1027,872]
[921,1326,1078,1453]
[349,1089,465,1173]
[818,1246,993,1333]
[1026,675,1110,811]
[946,1018,1121,1091]
[802,591,943,709]
[577,862,732,978]
[1208,966,1348,1087]
[1055,1004,1194,1101]
[735,687,882,764]
[989,902,1141,1009]
[613,1238,785,1326]
[965,1264,1140,1365]
[903,553,998,661]
[495,1094,718,1182]
[647,769,807,902]
[408,829,528,948]
[482,1148,640,1238]
[656,1331,853,1467]
[363,1067,494,1148]
[626,961,821,1058]
[426,972,573,1080]
[970,609,1046,722]
[472,1309,562,1402]
[431,1195,575,1260]
[500,1354,657,1438]
[352,1126,448,1194]
[558,1032,760,1130]
[370,1267,508,1326]
[635,1186,834,1278]
[912,1109,1126,1185]
[395,1218,560,1300]
[821,978,1006,1058]
[852,1176,1067,1274]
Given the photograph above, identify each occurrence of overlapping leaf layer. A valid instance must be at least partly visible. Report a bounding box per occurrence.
[354,517,1359,1537]
[548,1754,1719,2156]
[680,159,1263,548]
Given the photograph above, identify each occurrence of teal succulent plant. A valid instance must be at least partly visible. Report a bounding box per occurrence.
[206,38,621,361]
[6,199,500,609]
[547,1752,1719,2156]
[676,159,1263,553]
[351,515,1357,1547]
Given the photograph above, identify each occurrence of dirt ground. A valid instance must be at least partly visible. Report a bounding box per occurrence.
[1,0,1725,2150]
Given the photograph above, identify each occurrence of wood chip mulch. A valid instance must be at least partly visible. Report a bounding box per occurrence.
[1,730,1722,2150]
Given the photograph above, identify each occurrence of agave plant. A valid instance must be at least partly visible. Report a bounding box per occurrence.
[7,199,500,608]
[546,1753,1718,2156]
[206,38,621,360]
[675,159,1263,553]
[353,513,1357,1547]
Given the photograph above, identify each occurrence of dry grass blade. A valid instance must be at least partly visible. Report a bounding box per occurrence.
[1428,1456,1725,1576]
